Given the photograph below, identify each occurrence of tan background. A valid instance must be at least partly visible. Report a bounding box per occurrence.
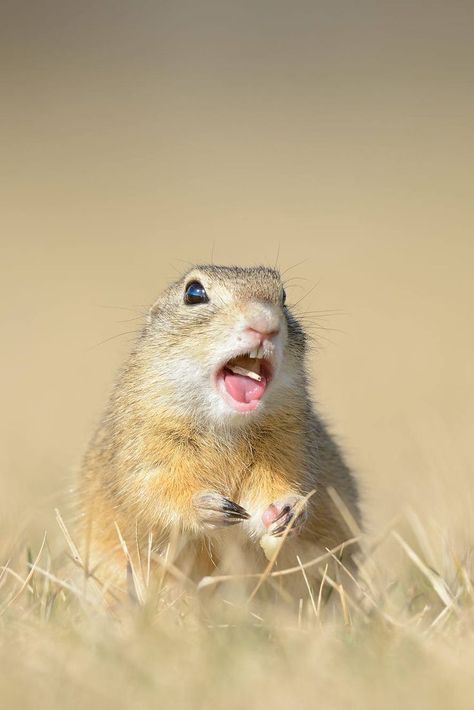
[1,1,473,541]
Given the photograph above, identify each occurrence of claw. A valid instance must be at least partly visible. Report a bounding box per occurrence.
[272,519,294,537]
[274,504,292,522]
[263,496,307,538]
[194,492,250,529]
[222,498,250,519]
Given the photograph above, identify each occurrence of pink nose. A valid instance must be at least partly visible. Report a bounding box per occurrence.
[245,326,280,342]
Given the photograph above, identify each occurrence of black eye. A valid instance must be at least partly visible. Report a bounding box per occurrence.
[184,281,209,305]
[282,288,287,306]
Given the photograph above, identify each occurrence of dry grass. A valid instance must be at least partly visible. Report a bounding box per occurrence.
[1,505,473,710]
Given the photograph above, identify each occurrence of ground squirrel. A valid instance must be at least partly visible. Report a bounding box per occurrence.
[78,265,361,596]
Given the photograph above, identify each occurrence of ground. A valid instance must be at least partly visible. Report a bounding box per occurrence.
[1,506,473,710]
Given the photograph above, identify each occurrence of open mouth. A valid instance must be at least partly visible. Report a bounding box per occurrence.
[215,348,273,412]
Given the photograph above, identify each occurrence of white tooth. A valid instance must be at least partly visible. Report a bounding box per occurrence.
[249,348,259,359]
[228,365,262,381]
[257,345,265,359]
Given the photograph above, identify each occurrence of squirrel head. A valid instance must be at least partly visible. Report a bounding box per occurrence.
[141,265,307,427]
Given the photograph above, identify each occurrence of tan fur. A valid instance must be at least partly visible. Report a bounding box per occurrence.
[77,265,361,596]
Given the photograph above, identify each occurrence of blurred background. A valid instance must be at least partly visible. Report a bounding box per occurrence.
[1,0,473,542]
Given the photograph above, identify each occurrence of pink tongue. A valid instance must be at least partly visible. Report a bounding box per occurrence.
[224,372,267,403]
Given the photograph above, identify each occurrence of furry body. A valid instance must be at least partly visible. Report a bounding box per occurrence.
[78,266,361,593]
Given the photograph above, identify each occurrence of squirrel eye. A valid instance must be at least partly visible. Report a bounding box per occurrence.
[184,281,209,305]
[282,288,287,306]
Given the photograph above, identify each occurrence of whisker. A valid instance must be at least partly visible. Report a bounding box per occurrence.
[280,258,310,277]
[283,276,309,286]
[273,242,281,269]
[114,314,147,324]
[293,308,346,317]
[95,304,148,313]
[88,329,143,349]
[168,261,184,276]
[290,280,322,308]
[300,323,347,336]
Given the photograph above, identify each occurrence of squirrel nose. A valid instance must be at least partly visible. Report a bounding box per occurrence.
[242,303,281,342]
[245,326,280,343]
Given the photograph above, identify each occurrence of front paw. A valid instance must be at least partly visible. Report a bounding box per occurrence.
[193,491,250,529]
[262,495,307,537]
